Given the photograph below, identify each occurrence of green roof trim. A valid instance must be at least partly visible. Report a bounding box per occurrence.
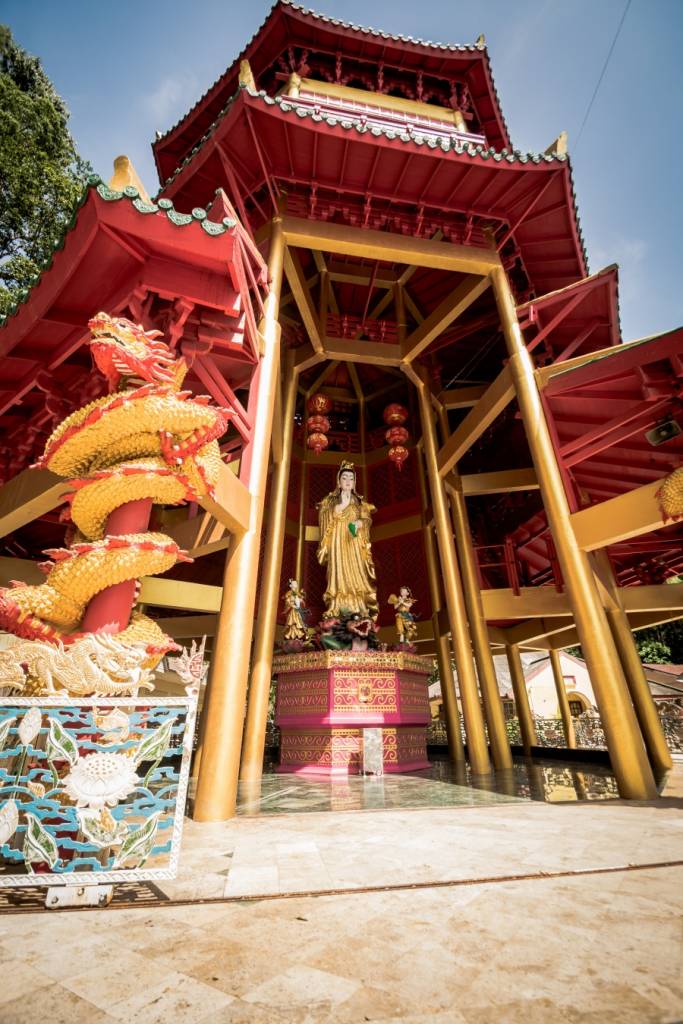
[159,84,566,193]
[0,177,237,328]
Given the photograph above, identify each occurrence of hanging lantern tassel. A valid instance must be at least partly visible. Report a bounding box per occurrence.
[385,426,409,447]
[307,431,329,456]
[308,393,333,415]
[307,414,330,435]
[388,444,409,470]
[383,403,408,426]
[306,394,332,456]
[384,405,410,471]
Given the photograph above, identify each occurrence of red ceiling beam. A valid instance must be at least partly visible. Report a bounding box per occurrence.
[562,397,673,468]
[496,172,561,252]
[553,319,604,362]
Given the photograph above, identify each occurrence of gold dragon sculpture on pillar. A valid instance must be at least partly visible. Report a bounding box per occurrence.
[0,313,231,696]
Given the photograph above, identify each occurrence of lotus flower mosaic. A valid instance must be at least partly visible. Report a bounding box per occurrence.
[0,700,194,885]
[62,751,140,810]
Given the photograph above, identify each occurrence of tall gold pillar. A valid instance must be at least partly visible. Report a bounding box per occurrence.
[606,611,672,776]
[194,218,285,821]
[490,265,656,799]
[416,446,465,763]
[416,367,491,774]
[240,350,299,783]
[549,649,577,749]
[438,409,512,770]
[505,643,537,754]
[592,550,672,776]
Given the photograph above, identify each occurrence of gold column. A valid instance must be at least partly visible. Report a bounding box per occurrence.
[438,409,512,770]
[490,265,656,799]
[416,446,465,763]
[416,367,491,774]
[606,611,672,775]
[240,350,298,783]
[505,643,537,754]
[194,217,285,821]
[592,550,672,776]
[549,649,577,749]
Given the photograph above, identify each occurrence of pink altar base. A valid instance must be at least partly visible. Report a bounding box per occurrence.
[273,650,432,775]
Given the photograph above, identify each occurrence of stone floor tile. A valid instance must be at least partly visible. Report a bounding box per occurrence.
[107,970,235,1023]
[0,958,55,1006]
[198,999,309,1023]
[223,864,280,896]
[461,999,573,1023]
[241,964,359,1008]
[0,983,118,1024]
[61,950,177,1008]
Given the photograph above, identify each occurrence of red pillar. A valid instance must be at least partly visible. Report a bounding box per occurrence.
[80,498,152,634]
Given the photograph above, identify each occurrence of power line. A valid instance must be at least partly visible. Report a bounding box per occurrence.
[575,0,632,150]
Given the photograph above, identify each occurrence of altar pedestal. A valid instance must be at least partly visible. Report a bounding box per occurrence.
[273,651,431,775]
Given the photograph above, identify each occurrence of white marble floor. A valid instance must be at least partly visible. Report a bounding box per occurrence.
[1,763,681,1023]
[158,793,683,903]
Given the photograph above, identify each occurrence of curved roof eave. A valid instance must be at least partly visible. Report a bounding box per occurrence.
[157,87,586,292]
[0,177,241,336]
[152,0,511,183]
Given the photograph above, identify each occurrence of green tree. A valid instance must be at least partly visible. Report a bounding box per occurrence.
[635,636,671,664]
[568,620,683,666]
[0,25,91,317]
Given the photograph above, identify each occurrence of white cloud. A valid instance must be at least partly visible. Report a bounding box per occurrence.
[143,73,200,127]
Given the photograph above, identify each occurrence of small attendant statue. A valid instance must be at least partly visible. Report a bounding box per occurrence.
[282,579,309,642]
[388,586,418,644]
[317,460,378,620]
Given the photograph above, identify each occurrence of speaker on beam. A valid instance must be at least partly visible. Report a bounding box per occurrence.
[645,418,682,447]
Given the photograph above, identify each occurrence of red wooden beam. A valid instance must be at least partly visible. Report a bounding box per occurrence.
[562,397,673,468]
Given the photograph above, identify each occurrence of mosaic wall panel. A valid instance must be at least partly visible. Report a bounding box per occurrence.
[382,727,428,766]
[280,728,361,771]
[0,697,196,887]
[332,670,398,714]
[399,673,431,718]
[277,673,329,716]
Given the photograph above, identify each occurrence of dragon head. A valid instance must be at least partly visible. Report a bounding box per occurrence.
[88,313,188,392]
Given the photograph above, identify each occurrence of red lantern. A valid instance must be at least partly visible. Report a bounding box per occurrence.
[308,393,333,415]
[307,431,329,455]
[307,414,330,434]
[385,425,409,447]
[388,445,409,470]
[383,403,408,426]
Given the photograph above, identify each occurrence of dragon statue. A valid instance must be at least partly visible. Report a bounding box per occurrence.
[0,313,231,696]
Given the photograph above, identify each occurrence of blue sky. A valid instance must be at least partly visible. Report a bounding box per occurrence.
[3,0,682,342]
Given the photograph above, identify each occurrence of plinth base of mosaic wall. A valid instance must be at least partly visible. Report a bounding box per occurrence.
[273,651,431,776]
[0,696,196,888]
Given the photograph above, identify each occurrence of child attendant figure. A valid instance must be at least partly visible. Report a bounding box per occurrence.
[282,579,308,642]
[388,587,418,644]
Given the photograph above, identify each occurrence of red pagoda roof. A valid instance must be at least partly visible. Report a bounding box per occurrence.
[159,87,587,299]
[153,0,511,183]
[0,177,267,485]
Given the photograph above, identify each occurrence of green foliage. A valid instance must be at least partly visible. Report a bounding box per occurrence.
[0,25,91,316]
[566,621,683,665]
[635,637,671,664]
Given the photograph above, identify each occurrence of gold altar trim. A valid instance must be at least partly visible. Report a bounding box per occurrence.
[273,651,432,674]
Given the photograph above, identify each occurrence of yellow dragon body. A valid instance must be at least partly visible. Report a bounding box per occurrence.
[0,313,231,694]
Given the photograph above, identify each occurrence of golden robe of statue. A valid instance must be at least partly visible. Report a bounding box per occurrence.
[317,461,378,620]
